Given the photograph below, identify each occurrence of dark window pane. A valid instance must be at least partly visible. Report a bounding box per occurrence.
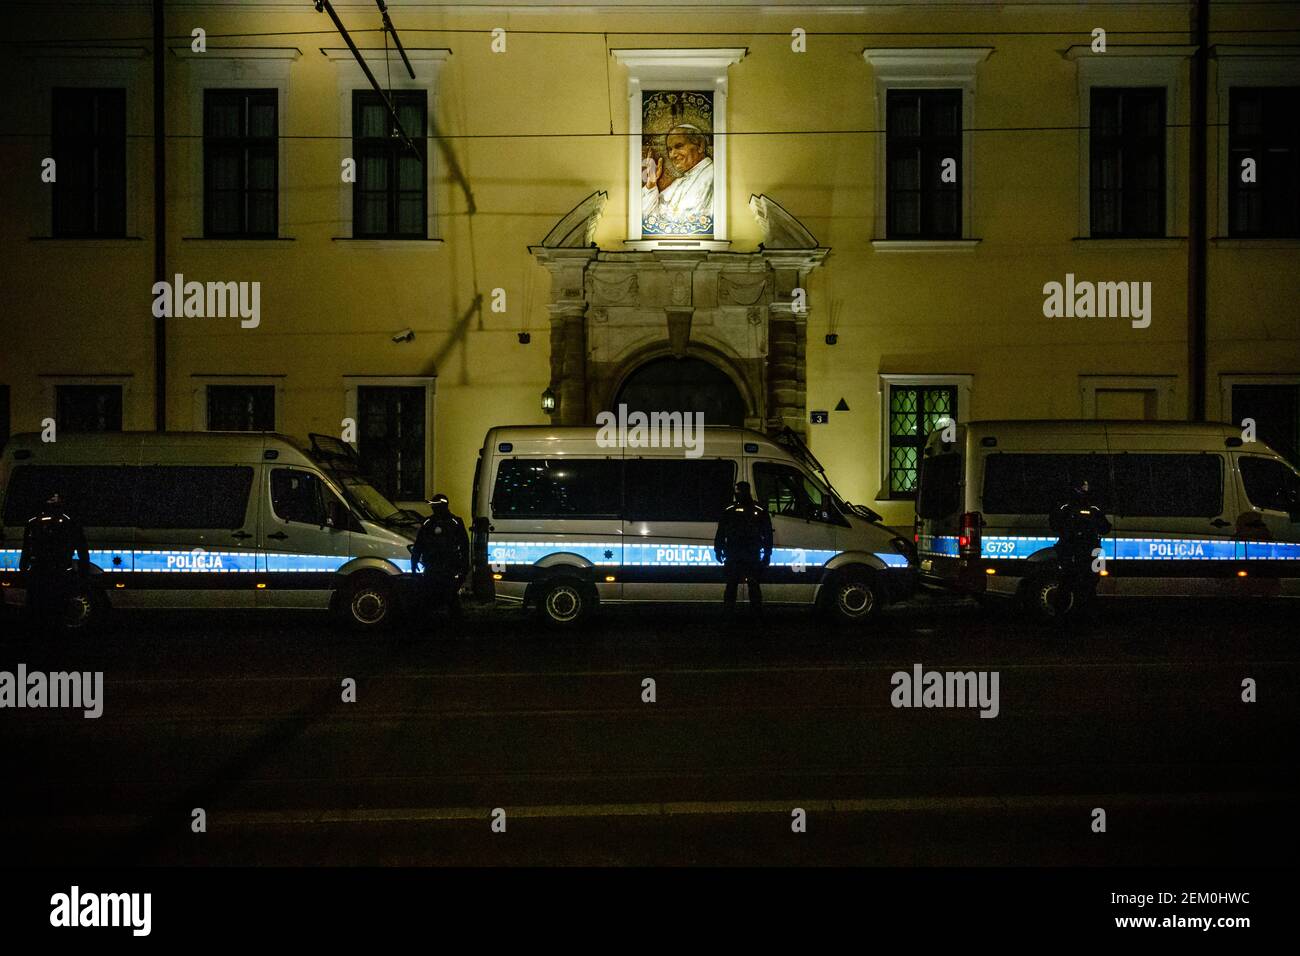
[492,459,622,518]
[270,469,326,526]
[1111,454,1222,517]
[1090,88,1166,238]
[352,90,427,238]
[51,88,126,238]
[625,459,735,522]
[206,385,275,431]
[55,385,122,432]
[357,386,425,501]
[135,466,254,529]
[1229,87,1300,238]
[886,89,961,239]
[204,89,277,237]
[1231,383,1300,464]
[3,465,136,527]
[983,454,1114,515]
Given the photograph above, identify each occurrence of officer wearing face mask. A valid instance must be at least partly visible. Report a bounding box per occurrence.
[410,493,469,623]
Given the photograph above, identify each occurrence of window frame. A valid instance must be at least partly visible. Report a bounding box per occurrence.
[343,376,436,505]
[351,89,428,239]
[878,373,972,502]
[203,87,279,238]
[863,47,990,247]
[51,87,127,238]
[1088,86,1168,239]
[885,88,963,240]
[1226,86,1300,238]
[192,375,283,432]
[41,375,132,433]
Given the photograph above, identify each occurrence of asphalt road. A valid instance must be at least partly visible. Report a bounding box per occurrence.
[1,595,1296,865]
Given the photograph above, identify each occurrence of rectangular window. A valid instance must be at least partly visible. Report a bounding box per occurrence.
[491,459,621,519]
[205,384,275,432]
[1232,383,1300,465]
[353,90,427,238]
[982,454,1114,516]
[1110,453,1223,517]
[886,90,961,239]
[204,89,278,237]
[52,88,126,238]
[888,384,957,498]
[1229,87,1300,238]
[2,465,137,528]
[135,466,255,529]
[357,386,426,501]
[55,384,122,433]
[1090,88,1166,237]
[625,459,736,522]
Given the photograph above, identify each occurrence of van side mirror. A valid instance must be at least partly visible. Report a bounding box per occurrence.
[327,500,348,530]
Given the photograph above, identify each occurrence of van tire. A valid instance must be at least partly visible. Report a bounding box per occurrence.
[62,585,106,633]
[534,577,593,628]
[340,575,395,631]
[1022,570,1076,623]
[820,569,881,624]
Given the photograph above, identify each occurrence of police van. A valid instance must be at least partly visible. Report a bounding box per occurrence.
[913,420,1300,615]
[470,425,915,626]
[0,431,419,629]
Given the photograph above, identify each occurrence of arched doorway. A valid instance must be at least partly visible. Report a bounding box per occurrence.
[612,356,746,426]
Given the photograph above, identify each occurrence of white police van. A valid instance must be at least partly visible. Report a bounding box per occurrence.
[914,420,1300,615]
[470,425,915,626]
[0,431,419,629]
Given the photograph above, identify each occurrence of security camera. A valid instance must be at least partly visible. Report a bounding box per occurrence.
[392,328,415,343]
[517,332,531,344]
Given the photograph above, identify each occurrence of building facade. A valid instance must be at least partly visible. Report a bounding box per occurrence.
[2,0,1298,526]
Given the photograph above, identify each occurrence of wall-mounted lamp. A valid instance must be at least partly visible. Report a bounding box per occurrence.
[541,387,557,414]
[825,333,838,345]
[517,332,531,344]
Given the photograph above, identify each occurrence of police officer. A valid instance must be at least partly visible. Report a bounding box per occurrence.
[714,481,774,617]
[19,492,90,632]
[1048,479,1112,616]
[410,493,469,623]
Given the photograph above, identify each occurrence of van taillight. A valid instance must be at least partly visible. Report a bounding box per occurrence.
[959,512,982,554]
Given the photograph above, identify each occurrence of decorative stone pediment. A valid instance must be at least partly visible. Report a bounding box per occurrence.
[532,192,828,435]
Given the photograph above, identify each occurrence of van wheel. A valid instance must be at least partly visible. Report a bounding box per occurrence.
[61,586,106,633]
[1023,571,1076,623]
[341,576,394,631]
[535,578,593,628]
[822,570,880,623]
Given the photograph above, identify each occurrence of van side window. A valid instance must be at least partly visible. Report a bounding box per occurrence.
[753,463,843,525]
[2,465,136,527]
[624,459,735,522]
[983,454,1114,515]
[137,466,255,529]
[491,459,620,518]
[1240,457,1300,515]
[1111,454,1223,517]
[271,469,327,526]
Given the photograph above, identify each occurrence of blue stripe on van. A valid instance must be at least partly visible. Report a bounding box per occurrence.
[919,535,1300,562]
[487,540,909,570]
[0,548,412,575]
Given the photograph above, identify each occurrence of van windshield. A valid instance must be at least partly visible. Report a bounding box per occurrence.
[329,473,414,527]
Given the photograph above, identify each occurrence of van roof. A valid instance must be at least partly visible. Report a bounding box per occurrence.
[2,431,315,467]
[482,424,793,458]
[930,420,1282,457]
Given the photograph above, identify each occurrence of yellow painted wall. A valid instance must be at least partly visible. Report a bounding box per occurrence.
[2,2,1297,526]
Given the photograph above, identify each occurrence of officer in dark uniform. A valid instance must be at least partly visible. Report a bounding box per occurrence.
[1048,479,1112,615]
[410,493,469,622]
[19,492,90,631]
[714,481,775,617]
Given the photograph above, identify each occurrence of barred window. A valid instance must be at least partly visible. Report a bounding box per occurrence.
[888,384,957,498]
